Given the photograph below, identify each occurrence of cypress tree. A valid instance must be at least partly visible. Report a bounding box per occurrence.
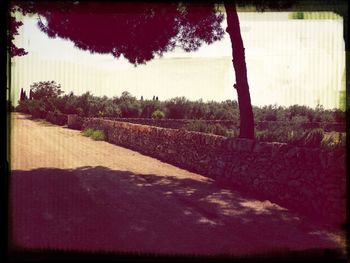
[20,88,24,101]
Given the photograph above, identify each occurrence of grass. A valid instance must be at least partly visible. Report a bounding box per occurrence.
[82,128,95,137]
[81,128,106,141]
[91,130,106,141]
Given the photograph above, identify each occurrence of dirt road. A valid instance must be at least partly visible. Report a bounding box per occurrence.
[9,113,345,256]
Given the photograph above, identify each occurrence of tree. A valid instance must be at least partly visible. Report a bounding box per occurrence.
[19,88,24,101]
[29,89,33,100]
[30,81,63,100]
[225,1,254,138]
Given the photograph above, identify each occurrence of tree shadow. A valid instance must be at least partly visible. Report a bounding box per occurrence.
[9,166,345,259]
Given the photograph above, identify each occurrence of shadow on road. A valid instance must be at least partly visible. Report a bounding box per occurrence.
[9,166,345,259]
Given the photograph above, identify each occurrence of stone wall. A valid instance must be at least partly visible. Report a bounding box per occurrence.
[82,117,346,226]
[101,117,345,132]
[45,111,68,126]
[67,114,84,130]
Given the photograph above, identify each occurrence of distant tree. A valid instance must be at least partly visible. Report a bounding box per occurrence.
[30,81,63,100]
[19,88,24,101]
[156,96,158,101]
[166,97,192,119]
[153,96,155,101]
[141,95,144,101]
[29,89,33,100]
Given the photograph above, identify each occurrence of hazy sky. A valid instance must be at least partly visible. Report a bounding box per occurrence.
[10,11,345,109]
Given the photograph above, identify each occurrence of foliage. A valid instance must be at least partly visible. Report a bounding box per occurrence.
[45,110,67,125]
[81,128,106,141]
[91,130,106,141]
[16,80,345,151]
[17,83,346,126]
[185,120,208,133]
[321,132,346,151]
[302,128,324,147]
[140,100,165,118]
[10,2,225,65]
[26,100,46,118]
[165,97,192,119]
[184,120,234,137]
[81,128,95,137]
[151,109,165,119]
[30,81,63,100]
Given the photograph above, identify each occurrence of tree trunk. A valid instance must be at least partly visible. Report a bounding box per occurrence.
[224,0,255,139]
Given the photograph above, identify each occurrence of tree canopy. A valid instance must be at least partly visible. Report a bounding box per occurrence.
[10,2,225,65]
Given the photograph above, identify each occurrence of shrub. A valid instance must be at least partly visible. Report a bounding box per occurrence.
[91,130,106,141]
[81,128,95,137]
[185,120,208,133]
[104,103,121,117]
[55,112,68,125]
[151,109,165,119]
[165,97,192,119]
[140,100,163,118]
[16,100,30,113]
[265,113,277,121]
[333,109,345,123]
[46,111,55,123]
[208,123,228,136]
[302,128,324,147]
[321,132,346,151]
[27,100,46,119]
[185,121,231,137]
[45,110,67,125]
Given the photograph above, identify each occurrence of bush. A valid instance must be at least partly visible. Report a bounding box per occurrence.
[333,109,345,123]
[27,100,46,119]
[45,110,67,125]
[302,128,325,147]
[207,123,228,136]
[151,110,165,119]
[81,128,95,137]
[16,100,30,113]
[185,120,231,137]
[321,132,346,151]
[165,97,192,119]
[91,130,106,141]
[265,113,277,121]
[185,120,208,133]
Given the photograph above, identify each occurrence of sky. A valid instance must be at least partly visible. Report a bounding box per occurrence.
[10,10,345,109]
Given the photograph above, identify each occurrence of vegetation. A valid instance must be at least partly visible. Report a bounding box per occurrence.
[82,128,95,137]
[81,128,106,141]
[91,130,106,141]
[16,81,345,150]
[17,84,345,123]
[151,109,165,119]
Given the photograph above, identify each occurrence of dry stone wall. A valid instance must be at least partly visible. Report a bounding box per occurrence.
[82,117,346,226]
[101,117,345,132]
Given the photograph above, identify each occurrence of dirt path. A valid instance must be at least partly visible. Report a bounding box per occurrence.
[9,113,345,256]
